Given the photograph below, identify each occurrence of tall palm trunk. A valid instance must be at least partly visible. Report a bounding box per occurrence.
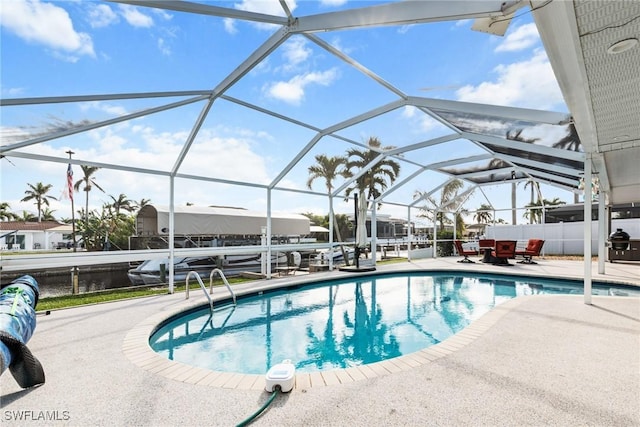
[332,210,350,266]
[511,182,517,225]
[530,183,535,224]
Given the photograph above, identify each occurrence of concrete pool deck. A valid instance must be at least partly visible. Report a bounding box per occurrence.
[1,258,639,426]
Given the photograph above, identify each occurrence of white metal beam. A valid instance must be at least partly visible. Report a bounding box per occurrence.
[323,99,407,135]
[374,167,429,204]
[172,99,215,175]
[3,151,173,177]
[0,95,208,153]
[109,0,288,25]
[459,131,586,162]
[409,96,571,125]
[410,179,453,208]
[212,28,291,97]
[291,0,507,33]
[0,90,212,106]
[427,154,494,170]
[498,153,583,177]
[305,33,407,99]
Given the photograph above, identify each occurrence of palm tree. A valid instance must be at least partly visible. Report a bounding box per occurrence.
[506,129,539,225]
[553,123,581,151]
[344,137,401,205]
[74,165,105,228]
[0,202,16,221]
[307,154,350,263]
[344,137,401,262]
[40,207,57,221]
[15,210,36,222]
[523,197,565,224]
[523,179,541,223]
[136,198,151,212]
[473,203,493,224]
[454,207,469,239]
[20,182,57,222]
[109,193,136,216]
[415,179,465,230]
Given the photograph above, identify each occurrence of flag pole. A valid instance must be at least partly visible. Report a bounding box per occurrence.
[65,151,79,295]
[65,150,76,252]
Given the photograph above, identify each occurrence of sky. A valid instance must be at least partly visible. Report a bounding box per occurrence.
[0,0,578,228]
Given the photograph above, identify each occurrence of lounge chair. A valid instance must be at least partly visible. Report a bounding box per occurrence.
[454,240,478,263]
[515,239,545,264]
[491,240,517,266]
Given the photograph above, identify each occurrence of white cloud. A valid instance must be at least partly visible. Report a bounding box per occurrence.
[87,4,119,28]
[402,106,439,133]
[455,49,564,110]
[0,0,95,58]
[118,4,153,28]
[455,19,472,28]
[2,87,25,97]
[320,0,347,6]
[495,23,539,52]
[328,36,353,55]
[79,101,128,117]
[233,0,297,31]
[265,68,339,105]
[152,8,173,21]
[158,38,171,56]
[224,18,238,34]
[0,126,30,143]
[281,38,312,71]
[234,0,296,16]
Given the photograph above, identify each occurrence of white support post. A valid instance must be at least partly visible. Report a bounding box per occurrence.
[406,206,412,262]
[168,176,175,294]
[597,189,606,274]
[433,211,438,259]
[453,210,457,242]
[583,160,592,305]
[328,196,334,270]
[371,204,377,265]
[266,189,272,279]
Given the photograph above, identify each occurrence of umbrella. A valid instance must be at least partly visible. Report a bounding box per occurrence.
[355,193,368,268]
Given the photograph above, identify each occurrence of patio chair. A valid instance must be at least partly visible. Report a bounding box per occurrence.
[515,239,545,264]
[491,240,517,266]
[454,240,478,263]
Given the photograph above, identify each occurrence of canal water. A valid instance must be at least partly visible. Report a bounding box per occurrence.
[1,264,136,298]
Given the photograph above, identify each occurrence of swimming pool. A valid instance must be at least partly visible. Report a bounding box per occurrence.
[149,272,638,375]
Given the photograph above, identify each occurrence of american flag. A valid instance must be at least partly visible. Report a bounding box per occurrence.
[63,163,74,201]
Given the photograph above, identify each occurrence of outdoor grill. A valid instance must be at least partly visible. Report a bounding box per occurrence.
[609,228,631,250]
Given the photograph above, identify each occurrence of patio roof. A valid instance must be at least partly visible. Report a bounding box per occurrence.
[1,0,637,212]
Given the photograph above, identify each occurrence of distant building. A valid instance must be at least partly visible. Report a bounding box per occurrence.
[0,221,74,251]
[346,214,415,240]
[131,204,310,249]
[544,203,640,223]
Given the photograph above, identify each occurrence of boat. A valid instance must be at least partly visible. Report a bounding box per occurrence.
[310,247,355,266]
[127,252,288,286]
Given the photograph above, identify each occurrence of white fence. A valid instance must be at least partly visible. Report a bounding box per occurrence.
[484,218,640,255]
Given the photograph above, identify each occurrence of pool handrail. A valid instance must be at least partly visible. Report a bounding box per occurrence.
[209,268,236,306]
[185,271,214,313]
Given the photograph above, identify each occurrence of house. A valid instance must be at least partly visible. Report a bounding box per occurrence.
[0,221,74,251]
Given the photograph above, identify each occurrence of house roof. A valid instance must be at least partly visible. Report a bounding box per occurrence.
[0,221,70,232]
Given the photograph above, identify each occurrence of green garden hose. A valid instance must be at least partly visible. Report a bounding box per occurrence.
[236,388,280,427]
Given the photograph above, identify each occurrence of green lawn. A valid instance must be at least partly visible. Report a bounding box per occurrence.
[37,278,249,312]
[36,258,409,312]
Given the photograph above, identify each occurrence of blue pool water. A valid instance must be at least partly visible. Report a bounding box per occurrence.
[149,272,638,375]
